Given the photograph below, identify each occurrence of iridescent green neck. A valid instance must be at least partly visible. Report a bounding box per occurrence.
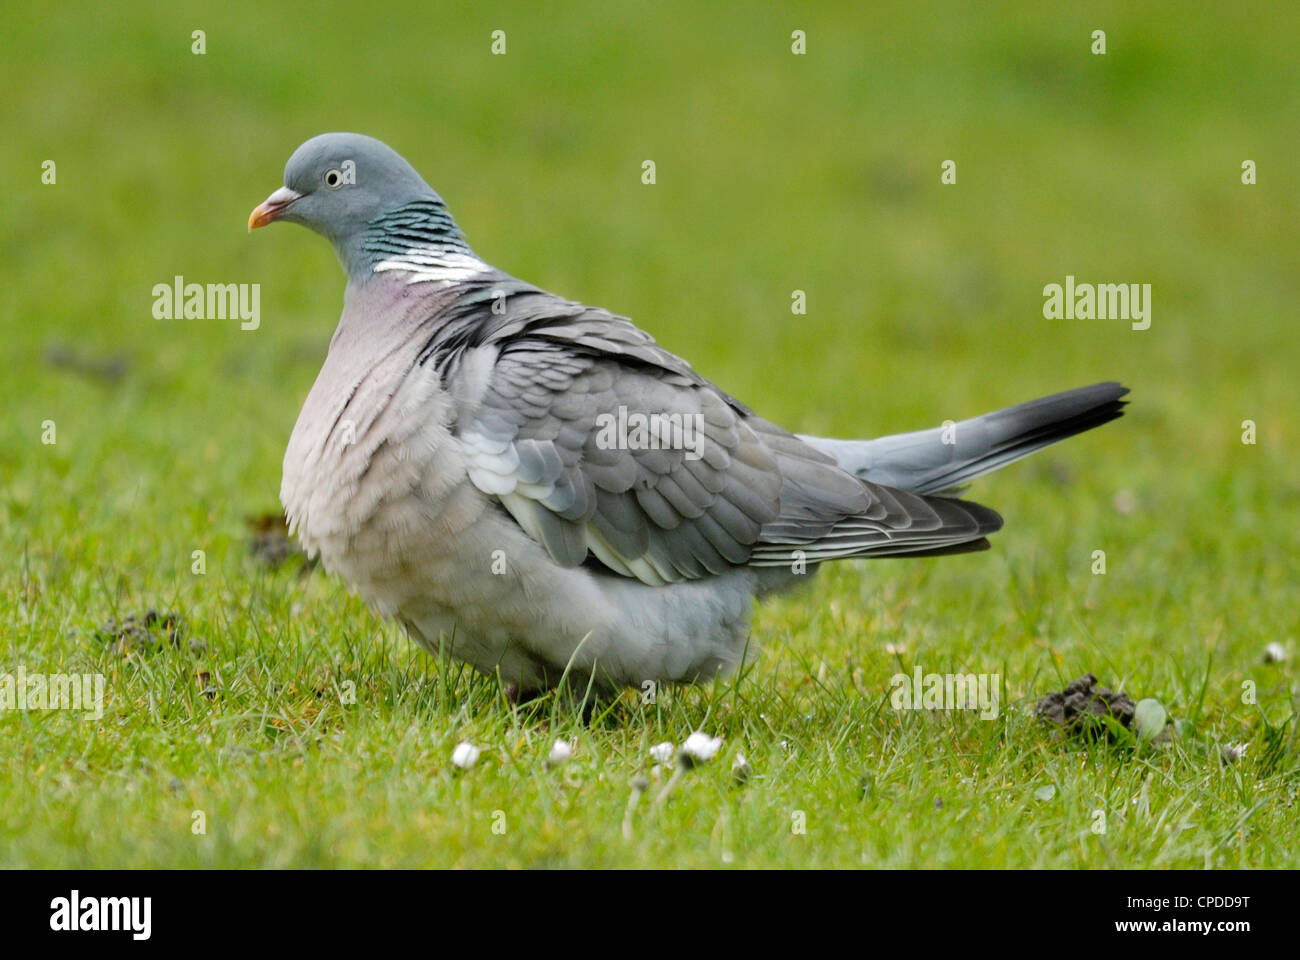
[343,199,479,284]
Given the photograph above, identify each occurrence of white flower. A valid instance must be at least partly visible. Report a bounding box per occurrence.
[451,741,481,769]
[649,741,675,765]
[1263,642,1287,664]
[681,731,723,763]
[548,739,574,766]
[1222,742,1249,764]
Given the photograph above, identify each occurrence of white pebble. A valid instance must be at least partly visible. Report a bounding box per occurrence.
[548,739,574,765]
[451,741,481,769]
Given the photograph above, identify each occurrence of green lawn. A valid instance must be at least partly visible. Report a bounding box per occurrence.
[1,0,1297,868]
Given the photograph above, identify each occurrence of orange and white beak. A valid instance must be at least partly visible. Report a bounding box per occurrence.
[248,186,302,231]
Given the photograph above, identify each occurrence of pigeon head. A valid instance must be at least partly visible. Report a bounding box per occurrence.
[250,133,470,279]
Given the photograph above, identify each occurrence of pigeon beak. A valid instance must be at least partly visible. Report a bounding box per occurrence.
[248,186,302,231]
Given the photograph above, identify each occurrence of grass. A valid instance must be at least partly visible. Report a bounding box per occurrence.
[1,0,1297,868]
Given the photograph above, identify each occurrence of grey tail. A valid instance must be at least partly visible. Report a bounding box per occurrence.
[798,382,1129,497]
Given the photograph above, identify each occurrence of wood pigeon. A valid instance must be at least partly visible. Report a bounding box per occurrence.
[249,132,1128,695]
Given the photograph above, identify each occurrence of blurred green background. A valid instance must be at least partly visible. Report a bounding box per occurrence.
[1,1,1297,867]
[5,1,1296,514]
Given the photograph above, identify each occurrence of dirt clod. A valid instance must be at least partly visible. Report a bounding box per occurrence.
[246,511,313,572]
[1035,673,1135,738]
[96,609,187,655]
[45,343,130,383]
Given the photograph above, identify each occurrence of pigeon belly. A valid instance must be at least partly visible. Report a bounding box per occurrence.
[277,282,517,662]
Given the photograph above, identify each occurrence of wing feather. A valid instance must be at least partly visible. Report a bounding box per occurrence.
[435,281,1000,583]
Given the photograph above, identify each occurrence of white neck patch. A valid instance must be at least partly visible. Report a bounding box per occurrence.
[372,247,490,286]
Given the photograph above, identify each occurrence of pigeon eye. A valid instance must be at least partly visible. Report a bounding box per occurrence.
[324,168,344,189]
